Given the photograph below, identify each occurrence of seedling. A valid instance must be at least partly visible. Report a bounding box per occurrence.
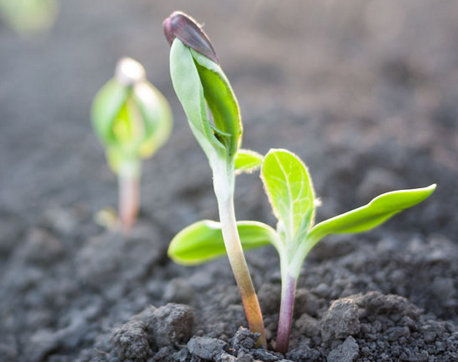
[92,57,172,231]
[169,148,435,353]
[163,11,267,346]
[0,0,58,34]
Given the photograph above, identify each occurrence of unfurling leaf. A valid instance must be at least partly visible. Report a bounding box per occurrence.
[169,39,241,165]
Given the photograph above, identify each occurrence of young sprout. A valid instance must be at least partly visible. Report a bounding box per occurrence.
[92,57,172,231]
[163,11,267,346]
[168,148,436,354]
[0,0,58,34]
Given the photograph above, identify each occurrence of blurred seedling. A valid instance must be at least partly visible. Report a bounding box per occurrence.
[92,57,172,231]
[0,0,58,34]
[163,11,267,346]
[169,148,436,353]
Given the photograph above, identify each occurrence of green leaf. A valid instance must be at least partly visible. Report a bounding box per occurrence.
[168,220,278,265]
[133,82,173,159]
[169,39,242,165]
[191,49,242,160]
[261,149,315,244]
[235,149,263,175]
[307,184,437,244]
[91,79,130,146]
[170,39,221,159]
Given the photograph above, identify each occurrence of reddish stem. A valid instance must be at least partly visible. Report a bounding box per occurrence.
[118,174,140,231]
[276,273,297,354]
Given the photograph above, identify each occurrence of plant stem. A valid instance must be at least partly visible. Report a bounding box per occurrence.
[276,268,297,354]
[118,171,140,231]
[214,167,267,347]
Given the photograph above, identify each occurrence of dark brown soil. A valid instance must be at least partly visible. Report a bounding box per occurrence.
[1,1,458,361]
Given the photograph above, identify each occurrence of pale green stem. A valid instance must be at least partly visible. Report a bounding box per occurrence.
[213,164,267,347]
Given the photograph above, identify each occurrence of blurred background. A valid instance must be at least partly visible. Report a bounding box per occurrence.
[1,0,457,235]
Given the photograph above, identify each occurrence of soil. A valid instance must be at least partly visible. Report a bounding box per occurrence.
[1,1,458,361]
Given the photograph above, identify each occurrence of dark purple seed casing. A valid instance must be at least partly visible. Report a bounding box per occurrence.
[163,11,220,65]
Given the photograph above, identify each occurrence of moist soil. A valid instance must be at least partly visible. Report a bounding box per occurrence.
[1,1,458,361]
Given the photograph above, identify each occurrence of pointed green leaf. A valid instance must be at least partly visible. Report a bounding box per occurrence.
[307,184,436,244]
[168,220,278,266]
[235,149,263,175]
[261,149,315,243]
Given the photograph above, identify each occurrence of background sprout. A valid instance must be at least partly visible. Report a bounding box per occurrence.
[0,0,58,34]
[168,148,436,354]
[91,57,172,231]
[163,11,267,346]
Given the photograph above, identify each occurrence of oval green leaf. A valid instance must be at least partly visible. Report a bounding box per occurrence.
[261,149,315,244]
[168,220,278,266]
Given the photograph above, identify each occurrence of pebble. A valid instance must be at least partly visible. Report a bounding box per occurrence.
[321,299,360,342]
[327,336,359,362]
[187,336,227,360]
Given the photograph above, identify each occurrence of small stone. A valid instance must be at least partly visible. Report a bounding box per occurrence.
[153,346,176,361]
[286,345,321,361]
[230,327,259,350]
[147,304,194,348]
[187,336,227,360]
[321,299,360,342]
[327,336,359,362]
[350,291,420,319]
[386,327,410,342]
[421,325,437,343]
[172,348,190,362]
[218,352,237,362]
[252,349,282,361]
[236,350,254,362]
[111,320,152,361]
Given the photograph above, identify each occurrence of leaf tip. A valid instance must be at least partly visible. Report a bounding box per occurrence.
[163,11,220,64]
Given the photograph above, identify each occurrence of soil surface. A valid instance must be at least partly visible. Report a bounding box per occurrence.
[1,1,458,361]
